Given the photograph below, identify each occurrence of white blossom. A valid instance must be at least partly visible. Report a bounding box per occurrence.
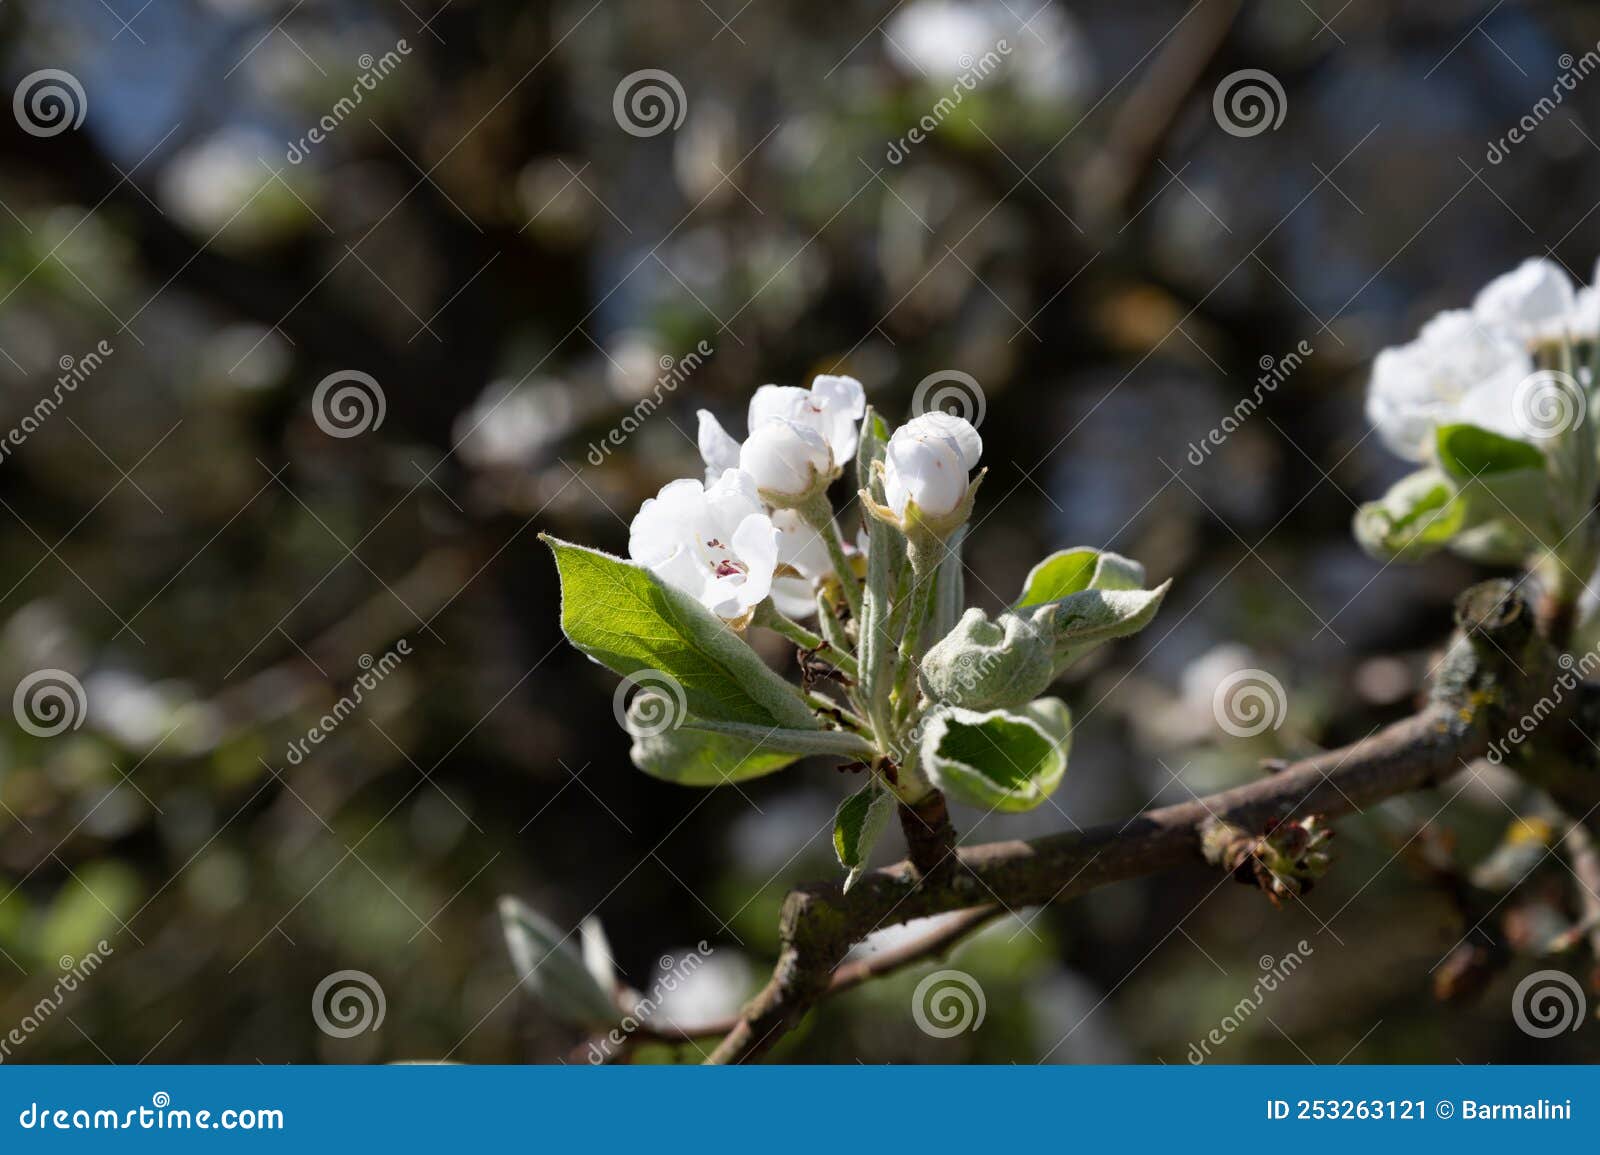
[1472,257,1577,339]
[1365,309,1534,460]
[884,411,983,518]
[739,418,834,497]
[628,470,778,621]
[770,508,833,618]
[696,375,866,490]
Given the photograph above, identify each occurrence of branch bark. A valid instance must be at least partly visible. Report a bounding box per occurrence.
[708,579,1600,1063]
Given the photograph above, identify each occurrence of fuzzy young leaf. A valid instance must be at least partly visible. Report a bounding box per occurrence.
[833,782,895,892]
[921,699,1072,812]
[625,696,800,786]
[1030,580,1171,672]
[499,896,619,1030]
[920,607,1053,711]
[933,525,968,640]
[1352,469,1466,561]
[679,718,877,759]
[1087,551,1146,591]
[856,407,903,730]
[543,537,817,730]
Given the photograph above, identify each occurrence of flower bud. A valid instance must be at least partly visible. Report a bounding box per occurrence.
[884,412,983,518]
[740,419,834,500]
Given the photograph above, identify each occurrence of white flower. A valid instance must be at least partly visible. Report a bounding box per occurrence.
[885,0,1093,107]
[628,470,778,621]
[696,375,866,491]
[770,508,834,618]
[1472,257,1576,338]
[884,411,983,518]
[1365,310,1534,460]
[739,419,834,496]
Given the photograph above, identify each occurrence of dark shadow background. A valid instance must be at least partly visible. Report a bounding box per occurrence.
[0,0,1597,1063]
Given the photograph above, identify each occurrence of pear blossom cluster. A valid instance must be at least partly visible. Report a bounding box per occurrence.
[1366,256,1598,460]
[626,375,985,622]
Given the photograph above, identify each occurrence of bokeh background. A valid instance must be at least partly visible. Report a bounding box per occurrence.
[1,0,1599,1064]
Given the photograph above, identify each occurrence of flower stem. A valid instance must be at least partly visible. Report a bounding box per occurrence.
[890,575,937,724]
[805,691,869,734]
[754,601,859,679]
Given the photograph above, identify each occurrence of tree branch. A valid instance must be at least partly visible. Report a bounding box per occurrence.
[708,579,1593,1063]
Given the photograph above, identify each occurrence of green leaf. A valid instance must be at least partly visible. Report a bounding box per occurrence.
[833,783,895,892]
[1434,423,1544,480]
[679,718,877,759]
[920,607,1052,711]
[625,696,800,786]
[1088,551,1146,591]
[1015,547,1147,609]
[1014,548,1098,608]
[921,701,1071,813]
[932,525,967,640]
[1029,580,1171,672]
[543,537,817,730]
[499,896,619,1030]
[1352,469,1466,561]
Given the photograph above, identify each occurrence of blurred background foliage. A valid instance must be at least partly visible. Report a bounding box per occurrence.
[0,0,1597,1063]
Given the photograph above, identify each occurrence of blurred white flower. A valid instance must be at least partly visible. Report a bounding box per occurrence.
[885,0,1093,106]
[628,470,778,621]
[1365,309,1534,460]
[454,378,574,469]
[884,411,983,517]
[888,0,994,78]
[651,951,754,1030]
[160,128,306,246]
[1472,257,1576,337]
